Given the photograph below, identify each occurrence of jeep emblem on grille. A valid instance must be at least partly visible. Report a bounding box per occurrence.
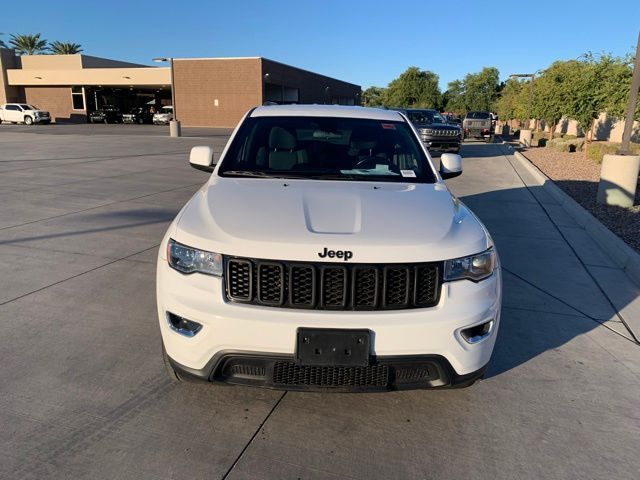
[318,247,353,261]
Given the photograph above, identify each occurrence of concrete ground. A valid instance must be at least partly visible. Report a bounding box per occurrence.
[0,125,639,480]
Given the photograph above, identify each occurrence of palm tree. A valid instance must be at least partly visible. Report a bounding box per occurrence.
[9,33,48,55]
[49,41,83,55]
[0,33,7,49]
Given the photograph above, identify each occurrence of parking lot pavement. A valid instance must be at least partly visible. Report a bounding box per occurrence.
[1,129,639,479]
[0,122,233,138]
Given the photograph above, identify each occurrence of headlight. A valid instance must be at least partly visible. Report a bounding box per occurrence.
[167,239,222,276]
[421,128,433,135]
[444,249,496,282]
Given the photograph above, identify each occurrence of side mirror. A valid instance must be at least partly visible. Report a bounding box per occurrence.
[189,145,215,172]
[440,153,463,179]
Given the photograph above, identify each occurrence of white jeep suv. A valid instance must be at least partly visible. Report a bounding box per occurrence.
[157,105,501,391]
[0,103,51,125]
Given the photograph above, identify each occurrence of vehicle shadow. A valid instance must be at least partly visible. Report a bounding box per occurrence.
[454,180,639,378]
[0,208,177,246]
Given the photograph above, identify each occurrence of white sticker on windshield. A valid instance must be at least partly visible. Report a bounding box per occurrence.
[401,170,417,178]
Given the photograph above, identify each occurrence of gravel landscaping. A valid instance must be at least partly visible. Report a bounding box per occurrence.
[521,147,640,253]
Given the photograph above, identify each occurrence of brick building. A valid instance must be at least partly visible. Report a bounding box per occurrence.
[0,50,361,127]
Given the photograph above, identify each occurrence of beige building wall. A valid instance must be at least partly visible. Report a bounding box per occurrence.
[19,54,147,70]
[8,67,169,86]
[173,58,263,127]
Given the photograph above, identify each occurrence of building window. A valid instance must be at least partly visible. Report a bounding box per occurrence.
[71,86,85,110]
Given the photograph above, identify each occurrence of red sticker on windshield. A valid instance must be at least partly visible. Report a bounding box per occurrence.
[381,123,396,129]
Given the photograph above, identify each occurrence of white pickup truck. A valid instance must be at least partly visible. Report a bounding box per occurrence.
[157,105,502,392]
[0,103,51,125]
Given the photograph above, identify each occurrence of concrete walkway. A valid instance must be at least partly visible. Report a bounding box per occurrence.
[0,131,638,479]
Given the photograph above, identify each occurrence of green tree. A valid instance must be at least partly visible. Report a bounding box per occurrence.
[442,79,465,115]
[532,61,579,139]
[9,33,48,55]
[462,67,500,112]
[495,78,528,127]
[383,67,441,108]
[563,53,633,143]
[362,86,386,106]
[49,41,83,55]
[598,52,637,121]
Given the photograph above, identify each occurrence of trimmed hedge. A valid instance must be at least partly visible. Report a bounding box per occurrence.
[585,142,640,163]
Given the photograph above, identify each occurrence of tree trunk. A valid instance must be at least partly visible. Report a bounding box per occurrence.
[549,121,555,141]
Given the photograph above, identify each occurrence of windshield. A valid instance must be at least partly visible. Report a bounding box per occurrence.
[218,116,436,183]
[466,111,490,119]
[406,110,446,125]
[160,107,173,113]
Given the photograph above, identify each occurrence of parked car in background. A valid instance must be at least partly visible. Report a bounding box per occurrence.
[157,104,501,392]
[0,103,50,125]
[463,111,493,142]
[123,106,155,124]
[397,108,462,153]
[89,106,123,124]
[153,106,173,125]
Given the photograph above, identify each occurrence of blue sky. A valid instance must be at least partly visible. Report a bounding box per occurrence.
[3,0,638,90]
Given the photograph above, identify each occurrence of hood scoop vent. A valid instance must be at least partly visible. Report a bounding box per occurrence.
[303,192,362,234]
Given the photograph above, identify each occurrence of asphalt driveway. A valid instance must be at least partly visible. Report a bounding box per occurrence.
[0,127,638,479]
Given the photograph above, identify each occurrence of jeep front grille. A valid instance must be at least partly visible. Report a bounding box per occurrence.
[224,257,441,310]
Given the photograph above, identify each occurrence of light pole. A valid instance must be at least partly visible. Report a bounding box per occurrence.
[509,73,535,130]
[153,57,181,137]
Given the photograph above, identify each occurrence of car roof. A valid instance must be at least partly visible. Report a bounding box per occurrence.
[250,104,406,121]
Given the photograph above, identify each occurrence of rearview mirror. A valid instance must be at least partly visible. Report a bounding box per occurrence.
[189,146,215,172]
[440,153,463,179]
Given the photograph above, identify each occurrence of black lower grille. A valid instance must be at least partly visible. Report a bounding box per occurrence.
[225,257,441,311]
[272,362,389,387]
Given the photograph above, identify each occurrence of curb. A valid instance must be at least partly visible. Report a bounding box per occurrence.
[512,149,640,287]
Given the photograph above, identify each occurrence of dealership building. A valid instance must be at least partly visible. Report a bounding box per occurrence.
[0,49,361,127]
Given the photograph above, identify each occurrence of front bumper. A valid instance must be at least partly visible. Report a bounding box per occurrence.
[422,136,461,152]
[168,350,488,391]
[464,128,493,138]
[157,251,502,391]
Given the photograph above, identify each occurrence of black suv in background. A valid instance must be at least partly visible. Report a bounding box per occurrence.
[123,106,155,124]
[399,109,462,154]
[89,106,123,124]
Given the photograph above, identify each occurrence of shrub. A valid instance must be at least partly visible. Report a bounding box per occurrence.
[546,138,564,147]
[586,142,640,163]
[553,141,571,152]
[572,139,585,151]
[532,131,549,141]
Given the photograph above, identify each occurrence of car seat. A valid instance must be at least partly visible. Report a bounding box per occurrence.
[257,126,308,170]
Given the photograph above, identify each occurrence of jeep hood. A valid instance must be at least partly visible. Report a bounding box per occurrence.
[173,178,489,263]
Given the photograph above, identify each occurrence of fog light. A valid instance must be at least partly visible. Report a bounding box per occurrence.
[460,320,494,344]
[166,312,202,337]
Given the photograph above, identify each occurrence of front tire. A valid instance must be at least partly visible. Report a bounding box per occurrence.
[24,116,33,125]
